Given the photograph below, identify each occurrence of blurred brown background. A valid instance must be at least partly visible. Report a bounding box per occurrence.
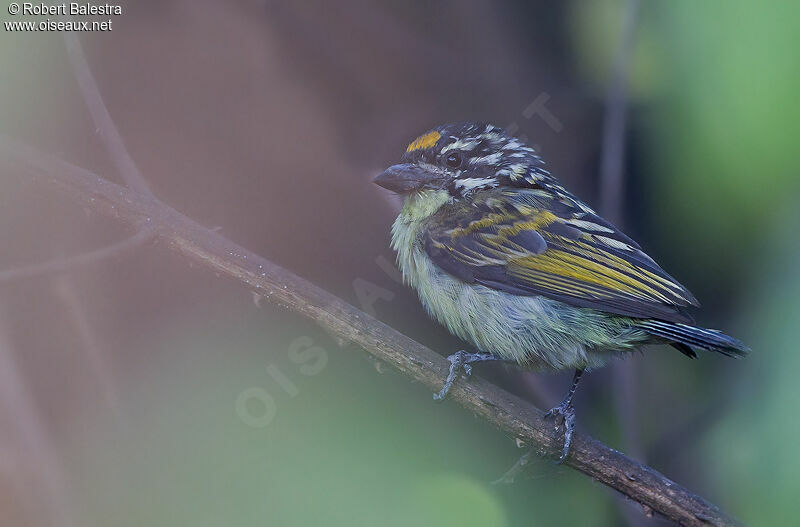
[1,1,798,526]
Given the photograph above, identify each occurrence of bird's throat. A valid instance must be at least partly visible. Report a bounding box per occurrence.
[397,189,451,224]
[390,189,450,287]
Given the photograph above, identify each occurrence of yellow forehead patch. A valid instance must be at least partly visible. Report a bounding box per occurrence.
[406,130,441,153]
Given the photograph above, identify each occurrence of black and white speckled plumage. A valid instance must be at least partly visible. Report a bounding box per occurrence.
[376,122,749,372]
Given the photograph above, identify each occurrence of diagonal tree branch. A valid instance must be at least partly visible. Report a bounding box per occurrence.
[0,138,740,527]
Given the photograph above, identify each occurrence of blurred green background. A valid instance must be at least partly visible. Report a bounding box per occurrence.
[1,1,798,526]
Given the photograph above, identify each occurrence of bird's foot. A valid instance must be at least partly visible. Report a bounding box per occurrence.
[433,351,499,400]
[544,399,576,464]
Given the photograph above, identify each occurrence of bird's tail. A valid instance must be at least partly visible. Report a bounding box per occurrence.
[637,320,750,358]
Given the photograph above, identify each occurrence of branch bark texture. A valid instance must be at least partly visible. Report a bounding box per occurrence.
[0,139,740,527]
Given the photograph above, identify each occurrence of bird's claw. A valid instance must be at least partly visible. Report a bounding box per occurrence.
[434,351,500,400]
[433,351,469,400]
[544,400,576,464]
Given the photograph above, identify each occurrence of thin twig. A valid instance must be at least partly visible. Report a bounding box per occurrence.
[0,138,741,527]
[53,277,123,417]
[0,319,75,527]
[62,33,152,196]
[599,0,640,224]
[0,228,152,283]
[491,449,533,486]
[598,2,645,524]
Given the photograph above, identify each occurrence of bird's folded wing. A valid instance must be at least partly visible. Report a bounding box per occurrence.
[423,189,698,323]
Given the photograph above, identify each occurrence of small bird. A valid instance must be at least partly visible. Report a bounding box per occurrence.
[374,122,749,462]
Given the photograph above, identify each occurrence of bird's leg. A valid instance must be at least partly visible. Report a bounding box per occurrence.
[433,350,503,400]
[544,369,584,463]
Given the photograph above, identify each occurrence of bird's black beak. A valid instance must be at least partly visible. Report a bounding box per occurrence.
[373,163,437,194]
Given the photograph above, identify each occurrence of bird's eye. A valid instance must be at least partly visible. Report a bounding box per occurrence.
[444,152,463,169]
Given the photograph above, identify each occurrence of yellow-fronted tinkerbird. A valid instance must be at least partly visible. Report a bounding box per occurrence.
[374,123,749,462]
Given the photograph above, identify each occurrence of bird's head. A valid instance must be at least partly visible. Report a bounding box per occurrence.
[374,123,553,202]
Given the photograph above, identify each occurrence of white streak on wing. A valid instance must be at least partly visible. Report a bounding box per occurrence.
[565,219,614,232]
[595,235,633,250]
